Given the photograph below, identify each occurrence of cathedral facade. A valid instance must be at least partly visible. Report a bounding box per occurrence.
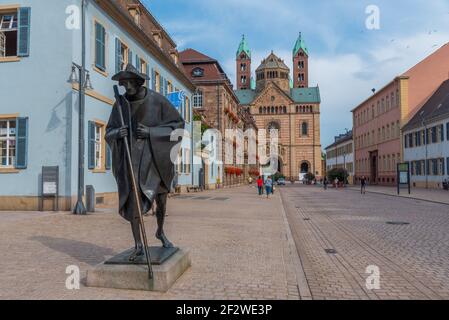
[234,34,322,181]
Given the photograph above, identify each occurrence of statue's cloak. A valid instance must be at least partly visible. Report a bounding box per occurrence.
[106,88,185,220]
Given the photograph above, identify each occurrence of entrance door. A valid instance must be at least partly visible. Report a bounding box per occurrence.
[370,151,378,184]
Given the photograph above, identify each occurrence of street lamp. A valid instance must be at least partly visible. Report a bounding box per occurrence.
[72,0,90,215]
[418,110,428,189]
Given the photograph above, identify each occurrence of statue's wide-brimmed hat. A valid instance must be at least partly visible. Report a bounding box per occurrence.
[112,64,149,82]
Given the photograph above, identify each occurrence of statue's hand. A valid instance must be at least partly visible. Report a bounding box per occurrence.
[136,123,151,139]
[117,126,129,139]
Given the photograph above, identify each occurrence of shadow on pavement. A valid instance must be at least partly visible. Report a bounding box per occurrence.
[29,236,117,266]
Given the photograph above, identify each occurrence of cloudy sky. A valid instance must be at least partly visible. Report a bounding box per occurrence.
[142,0,449,148]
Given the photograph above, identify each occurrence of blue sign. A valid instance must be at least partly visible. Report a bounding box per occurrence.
[168,91,185,111]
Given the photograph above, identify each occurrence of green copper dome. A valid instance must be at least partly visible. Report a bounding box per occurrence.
[293,32,309,56]
[236,34,251,59]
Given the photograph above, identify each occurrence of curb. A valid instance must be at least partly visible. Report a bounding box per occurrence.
[278,190,313,300]
[347,187,449,206]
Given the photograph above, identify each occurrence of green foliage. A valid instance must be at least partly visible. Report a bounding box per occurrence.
[327,168,348,182]
[273,172,286,181]
[305,172,316,181]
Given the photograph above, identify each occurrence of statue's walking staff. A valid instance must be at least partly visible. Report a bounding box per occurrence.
[113,85,153,280]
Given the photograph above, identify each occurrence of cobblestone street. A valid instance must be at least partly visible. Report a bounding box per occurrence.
[281,185,449,300]
[2,184,449,300]
[0,186,300,300]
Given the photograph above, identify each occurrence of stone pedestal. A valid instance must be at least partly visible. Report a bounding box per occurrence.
[86,248,191,292]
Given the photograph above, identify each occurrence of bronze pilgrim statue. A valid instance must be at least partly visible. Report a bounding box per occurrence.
[105,64,185,263]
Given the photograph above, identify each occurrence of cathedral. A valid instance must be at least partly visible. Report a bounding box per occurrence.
[234,34,322,181]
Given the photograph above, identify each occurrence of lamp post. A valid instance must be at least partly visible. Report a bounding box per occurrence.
[418,111,428,189]
[72,0,92,214]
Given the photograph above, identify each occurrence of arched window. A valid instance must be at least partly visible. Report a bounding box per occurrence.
[259,107,262,114]
[193,89,203,108]
[267,121,280,136]
[275,106,279,114]
[301,122,308,136]
[283,106,287,113]
[271,107,275,114]
[263,107,267,114]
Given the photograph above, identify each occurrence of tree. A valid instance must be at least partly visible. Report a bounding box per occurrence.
[327,168,348,183]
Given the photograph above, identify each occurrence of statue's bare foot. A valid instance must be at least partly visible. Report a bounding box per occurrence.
[128,244,144,261]
[156,232,174,248]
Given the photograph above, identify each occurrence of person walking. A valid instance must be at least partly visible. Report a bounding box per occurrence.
[257,176,264,196]
[323,177,328,190]
[265,176,273,198]
[361,175,367,194]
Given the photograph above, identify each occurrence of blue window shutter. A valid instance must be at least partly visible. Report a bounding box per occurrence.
[17,7,31,57]
[164,79,168,96]
[440,124,444,141]
[135,55,140,71]
[115,38,121,73]
[159,76,164,94]
[15,117,29,169]
[88,121,95,170]
[95,23,105,70]
[151,69,156,90]
[128,49,133,66]
[105,145,112,170]
[146,64,150,88]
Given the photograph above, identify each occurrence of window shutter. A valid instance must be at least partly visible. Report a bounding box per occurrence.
[128,49,133,66]
[105,145,112,170]
[95,23,105,70]
[17,7,31,57]
[15,117,29,169]
[115,38,121,73]
[146,64,150,88]
[159,76,164,94]
[440,124,444,141]
[135,55,140,71]
[151,69,156,90]
[88,121,95,170]
[164,78,168,96]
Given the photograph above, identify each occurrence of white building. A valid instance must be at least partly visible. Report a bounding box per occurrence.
[325,131,354,184]
[403,79,449,189]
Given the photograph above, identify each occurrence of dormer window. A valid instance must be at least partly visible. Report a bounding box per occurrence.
[192,67,204,77]
[153,33,162,48]
[171,52,178,64]
[128,7,141,26]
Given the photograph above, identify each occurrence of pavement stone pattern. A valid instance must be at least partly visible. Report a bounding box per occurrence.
[280,185,449,300]
[0,186,301,300]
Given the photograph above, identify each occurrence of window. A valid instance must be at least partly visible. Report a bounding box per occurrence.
[94,125,102,169]
[0,119,16,167]
[115,39,128,72]
[155,71,161,92]
[431,126,437,143]
[241,63,246,71]
[0,8,30,58]
[94,22,106,71]
[88,121,110,171]
[192,67,204,77]
[185,96,191,123]
[193,90,203,108]
[301,122,308,136]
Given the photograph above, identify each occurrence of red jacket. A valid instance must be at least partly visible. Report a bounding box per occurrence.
[257,178,263,187]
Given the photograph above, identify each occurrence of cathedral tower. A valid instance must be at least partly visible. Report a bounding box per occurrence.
[236,35,252,90]
[293,32,309,88]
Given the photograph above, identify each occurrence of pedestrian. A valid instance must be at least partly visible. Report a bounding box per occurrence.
[335,178,339,189]
[257,176,264,196]
[361,175,367,194]
[323,177,328,190]
[265,176,273,198]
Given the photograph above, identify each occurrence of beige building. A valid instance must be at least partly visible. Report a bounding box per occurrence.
[235,34,322,180]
